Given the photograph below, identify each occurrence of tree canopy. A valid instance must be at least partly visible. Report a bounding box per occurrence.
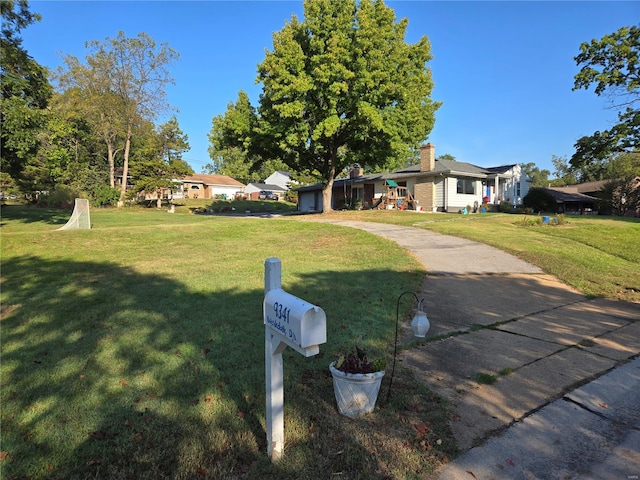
[519,162,551,187]
[0,0,52,179]
[598,151,640,216]
[211,0,439,212]
[128,117,192,208]
[57,31,179,205]
[571,25,639,179]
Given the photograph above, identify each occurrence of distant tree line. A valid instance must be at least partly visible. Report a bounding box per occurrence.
[1,0,191,207]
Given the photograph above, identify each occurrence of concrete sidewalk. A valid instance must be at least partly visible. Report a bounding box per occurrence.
[318,220,640,479]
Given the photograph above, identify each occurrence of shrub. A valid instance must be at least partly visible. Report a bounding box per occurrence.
[37,185,79,208]
[499,201,512,213]
[523,188,557,213]
[92,186,120,207]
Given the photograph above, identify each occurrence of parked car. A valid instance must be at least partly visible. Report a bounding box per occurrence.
[258,190,279,200]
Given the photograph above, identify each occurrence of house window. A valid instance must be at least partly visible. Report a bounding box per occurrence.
[456,179,475,195]
[190,185,200,189]
[516,182,521,197]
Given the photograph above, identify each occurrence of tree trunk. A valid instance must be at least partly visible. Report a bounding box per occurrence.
[118,123,133,207]
[100,112,117,189]
[322,152,337,213]
[322,180,334,213]
[156,189,162,209]
[107,141,115,188]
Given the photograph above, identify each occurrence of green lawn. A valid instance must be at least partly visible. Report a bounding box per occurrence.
[303,210,640,303]
[2,205,637,479]
[1,205,456,480]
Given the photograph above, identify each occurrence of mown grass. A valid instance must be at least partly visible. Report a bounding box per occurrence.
[1,205,457,480]
[302,210,640,302]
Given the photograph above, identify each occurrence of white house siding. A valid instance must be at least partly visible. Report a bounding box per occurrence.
[264,171,293,190]
[501,166,529,205]
[210,185,244,198]
[435,178,445,210]
[445,178,484,212]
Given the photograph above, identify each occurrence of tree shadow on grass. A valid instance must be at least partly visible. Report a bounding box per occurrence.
[1,255,455,479]
[0,204,72,226]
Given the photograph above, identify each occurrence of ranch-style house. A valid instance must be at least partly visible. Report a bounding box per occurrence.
[296,144,531,213]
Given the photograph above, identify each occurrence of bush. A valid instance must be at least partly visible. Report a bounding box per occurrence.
[523,188,557,213]
[92,186,120,207]
[37,185,80,209]
[499,201,512,213]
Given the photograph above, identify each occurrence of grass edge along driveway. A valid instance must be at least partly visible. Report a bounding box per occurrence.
[298,210,640,303]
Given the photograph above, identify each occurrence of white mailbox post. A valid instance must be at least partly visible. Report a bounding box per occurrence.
[264,258,326,462]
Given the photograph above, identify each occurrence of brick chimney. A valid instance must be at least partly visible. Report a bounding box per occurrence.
[420,143,435,172]
[350,164,364,178]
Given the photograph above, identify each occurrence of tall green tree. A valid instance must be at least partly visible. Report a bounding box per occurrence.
[437,154,456,162]
[550,155,579,185]
[0,0,52,180]
[129,117,192,208]
[55,63,125,189]
[157,116,190,164]
[572,25,639,176]
[57,32,179,205]
[207,90,307,184]
[207,91,259,182]
[519,162,551,187]
[598,151,640,216]
[214,0,439,212]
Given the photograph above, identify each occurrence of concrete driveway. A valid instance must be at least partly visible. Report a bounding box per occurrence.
[314,219,640,479]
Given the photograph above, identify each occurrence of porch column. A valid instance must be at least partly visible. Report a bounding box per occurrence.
[494,176,499,204]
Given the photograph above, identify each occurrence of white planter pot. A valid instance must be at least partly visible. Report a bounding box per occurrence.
[329,362,385,418]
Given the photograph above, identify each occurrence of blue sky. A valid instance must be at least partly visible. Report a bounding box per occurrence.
[24,1,638,176]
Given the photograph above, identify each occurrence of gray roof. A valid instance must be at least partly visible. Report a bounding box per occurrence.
[485,164,518,174]
[248,182,287,192]
[392,159,510,177]
[545,188,597,204]
[296,160,522,192]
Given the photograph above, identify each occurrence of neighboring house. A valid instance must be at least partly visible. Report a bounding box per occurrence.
[297,143,531,213]
[245,182,288,200]
[182,174,245,200]
[115,169,245,201]
[265,171,296,190]
[541,188,597,214]
[550,180,609,198]
[245,171,296,200]
[547,178,640,216]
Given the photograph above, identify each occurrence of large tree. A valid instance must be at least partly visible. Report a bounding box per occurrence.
[129,117,192,208]
[57,31,179,206]
[572,25,639,177]
[0,0,52,180]
[214,0,439,212]
[550,155,579,186]
[207,91,295,183]
[519,162,551,188]
[598,151,640,216]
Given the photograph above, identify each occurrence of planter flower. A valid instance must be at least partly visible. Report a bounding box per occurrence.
[329,346,385,418]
